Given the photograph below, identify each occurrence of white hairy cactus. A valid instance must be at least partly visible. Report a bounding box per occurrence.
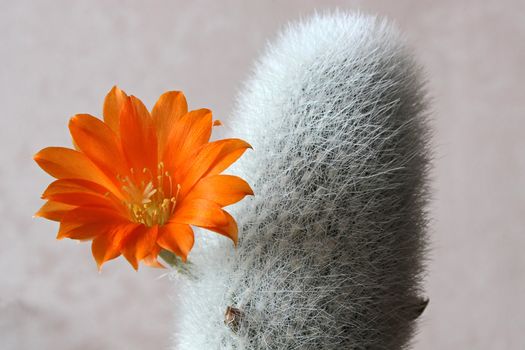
[172,12,429,350]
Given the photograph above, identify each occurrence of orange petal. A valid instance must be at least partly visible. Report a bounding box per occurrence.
[92,223,138,270]
[205,139,251,176]
[142,244,165,268]
[151,91,188,154]
[121,225,158,270]
[171,198,228,227]
[163,108,213,171]
[201,210,238,245]
[213,119,222,126]
[34,147,119,195]
[69,114,128,182]
[58,222,109,241]
[178,139,251,198]
[34,201,76,221]
[42,179,121,211]
[103,86,128,134]
[119,96,158,179]
[58,206,127,239]
[157,223,194,261]
[59,206,126,224]
[185,175,253,207]
[43,178,109,195]
[131,95,151,120]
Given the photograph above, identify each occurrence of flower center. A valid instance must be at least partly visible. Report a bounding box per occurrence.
[119,162,180,227]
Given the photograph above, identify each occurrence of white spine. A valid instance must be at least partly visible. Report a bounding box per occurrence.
[173,12,429,350]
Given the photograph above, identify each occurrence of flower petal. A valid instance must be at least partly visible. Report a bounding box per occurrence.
[34,147,119,195]
[58,222,109,241]
[92,223,139,270]
[34,201,76,221]
[157,223,194,261]
[177,139,251,198]
[103,86,128,134]
[204,139,251,176]
[184,175,253,207]
[42,179,122,211]
[60,206,126,223]
[57,206,127,239]
[201,210,238,245]
[142,244,165,268]
[121,224,158,270]
[170,198,227,227]
[69,114,128,182]
[163,108,213,173]
[119,96,158,181]
[151,91,188,154]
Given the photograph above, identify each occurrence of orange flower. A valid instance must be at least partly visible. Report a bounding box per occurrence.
[34,87,252,270]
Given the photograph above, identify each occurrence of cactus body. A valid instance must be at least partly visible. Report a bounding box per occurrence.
[173,12,429,350]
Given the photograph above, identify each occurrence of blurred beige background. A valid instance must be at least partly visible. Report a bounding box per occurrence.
[1,0,524,349]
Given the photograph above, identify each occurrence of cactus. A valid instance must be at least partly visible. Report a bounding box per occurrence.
[172,12,430,350]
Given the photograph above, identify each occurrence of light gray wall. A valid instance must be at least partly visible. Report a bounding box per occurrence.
[1,0,523,349]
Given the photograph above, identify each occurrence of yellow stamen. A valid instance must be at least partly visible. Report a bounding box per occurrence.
[119,163,180,227]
